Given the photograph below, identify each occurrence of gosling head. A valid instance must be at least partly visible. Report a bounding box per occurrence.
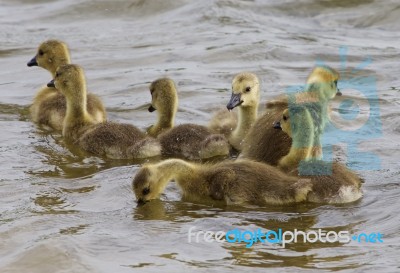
[274,108,291,136]
[274,106,314,138]
[148,78,178,113]
[132,165,166,205]
[306,66,341,101]
[227,72,260,110]
[27,40,71,77]
[47,64,86,99]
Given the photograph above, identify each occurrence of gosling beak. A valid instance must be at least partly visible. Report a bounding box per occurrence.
[336,89,342,96]
[47,79,55,88]
[227,93,243,110]
[137,198,148,207]
[27,56,38,67]
[148,105,156,112]
[273,121,282,130]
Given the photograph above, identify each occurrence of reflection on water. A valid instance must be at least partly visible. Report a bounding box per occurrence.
[0,0,399,272]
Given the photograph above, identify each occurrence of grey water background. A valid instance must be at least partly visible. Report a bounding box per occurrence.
[1,0,400,272]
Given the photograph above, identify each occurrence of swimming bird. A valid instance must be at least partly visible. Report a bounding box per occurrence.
[27,40,106,130]
[208,72,260,151]
[132,158,312,206]
[146,78,230,160]
[266,66,341,109]
[274,104,362,204]
[48,64,160,159]
[274,106,321,171]
[240,66,341,165]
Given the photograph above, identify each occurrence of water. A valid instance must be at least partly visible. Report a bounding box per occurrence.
[0,0,399,272]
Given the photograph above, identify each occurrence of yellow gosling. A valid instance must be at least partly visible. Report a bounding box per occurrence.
[147,78,178,137]
[209,72,260,151]
[240,66,340,165]
[27,40,106,130]
[133,158,312,206]
[274,107,320,171]
[146,78,230,160]
[275,105,362,204]
[50,64,160,159]
[266,65,341,109]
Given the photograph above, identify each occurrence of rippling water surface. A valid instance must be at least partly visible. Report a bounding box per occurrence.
[0,0,399,272]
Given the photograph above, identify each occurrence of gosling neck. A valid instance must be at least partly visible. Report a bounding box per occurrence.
[156,158,194,178]
[289,129,315,160]
[153,159,210,197]
[231,104,258,147]
[63,83,93,137]
[66,90,88,118]
[149,101,177,137]
[279,123,321,170]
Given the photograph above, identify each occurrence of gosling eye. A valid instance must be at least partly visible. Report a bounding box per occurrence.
[283,115,287,121]
[55,72,59,77]
[245,86,251,93]
[142,187,150,195]
[334,80,338,87]
[38,50,44,56]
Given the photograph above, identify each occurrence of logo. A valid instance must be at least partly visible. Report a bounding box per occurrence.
[188,226,384,248]
[284,46,381,173]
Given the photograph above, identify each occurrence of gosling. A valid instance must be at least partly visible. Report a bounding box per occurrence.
[147,78,230,160]
[240,65,341,165]
[133,158,312,206]
[49,64,160,159]
[27,40,106,130]
[208,72,260,151]
[274,105,362,204]
[274,106,322,170]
